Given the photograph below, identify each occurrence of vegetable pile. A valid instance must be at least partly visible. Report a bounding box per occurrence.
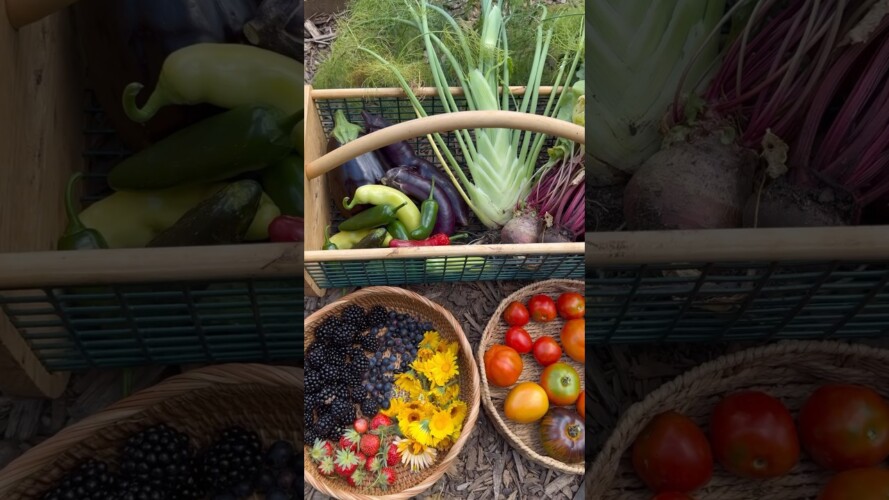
[631,383,889,499]
[58,2,305,252]
[304,303,469,492]
[484,291,585,464]
[318,0,586,249]
[40,424,301,500]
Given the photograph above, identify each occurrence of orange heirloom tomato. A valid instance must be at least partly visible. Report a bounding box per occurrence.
[504,382,549,423]
[560,318,585,363]
[484,345,523,387]
[540,362,581,406]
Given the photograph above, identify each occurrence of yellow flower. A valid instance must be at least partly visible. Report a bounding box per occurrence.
[429,409,456,441]
[395,372,423,399]
[407,420,435,446]
[436,340,459,358]
[446,400,468,428]
[394,437,438,472]
[382,397,407,418]
[441,383,460,404]
[398,407,426,437]
[419,331,441,351]
[417,351,459,387]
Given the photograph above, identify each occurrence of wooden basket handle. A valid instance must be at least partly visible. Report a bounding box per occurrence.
[5,0,78,29]
[304,110,585,180]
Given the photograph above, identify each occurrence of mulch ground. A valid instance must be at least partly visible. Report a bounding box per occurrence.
[303,283,584,500]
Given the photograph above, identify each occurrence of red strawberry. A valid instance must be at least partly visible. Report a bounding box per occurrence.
[354,417,369,434]
[334,448,360,478]
[379,467,397,487]
[356,451,368,468]
[359,433,381,456]
[347,469,368,487]
[386,443,399,466]
[309,439,335,463]
[318,456,336,476]
[339,428,361,452]
[370,413,393,430]
[365,456,383,472]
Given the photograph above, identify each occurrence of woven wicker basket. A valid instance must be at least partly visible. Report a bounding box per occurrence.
[303,286,480,500]
[0,364,302,500]
[478,279,585,475]
[587,340,889,499]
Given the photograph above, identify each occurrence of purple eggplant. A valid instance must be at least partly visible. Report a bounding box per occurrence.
[382,167,456,235]
[328,110,386,217]
[362,110,470,226]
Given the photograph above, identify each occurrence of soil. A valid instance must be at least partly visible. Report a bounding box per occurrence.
[586,184,626,232]
[743,177,855,228]
[303,283,584,500]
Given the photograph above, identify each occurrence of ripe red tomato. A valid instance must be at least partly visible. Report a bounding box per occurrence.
[504,326,532,354]
[709,391,799,479]
[576,389,585,418]
[503,301,529,327]
[540,362,581,406]
[527,295,557,322]
[653,494,694,500]
[632,411,713,493]
[483,345,523,387]
[819,468,889,500]
[532,336,562,366]
[560,319,584,363]
[556,292,585,320]
[799,384,889,471]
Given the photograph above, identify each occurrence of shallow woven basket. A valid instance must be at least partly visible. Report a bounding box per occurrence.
[587,340,889,499]
[478,279,585,475]
[303,286,480,500]
[0,364,302,500]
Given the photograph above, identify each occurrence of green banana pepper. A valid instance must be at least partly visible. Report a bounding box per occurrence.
[58,173,108,250]
[261,154,304,217]
[78,183,280,248]
[329,228,393,250]
[323,226,337,250]
[122,43,303,123]
[343,185,421,232]
[339,203,406,232]
[354,228,389,249]
[109,104,298,190]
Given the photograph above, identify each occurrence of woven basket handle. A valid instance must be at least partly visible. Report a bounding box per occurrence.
[5,0,79,29]
[304,110,585,180]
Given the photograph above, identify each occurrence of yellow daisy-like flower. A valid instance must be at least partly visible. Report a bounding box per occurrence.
[419,331,441,351]
[428,409,456,441]
[435,340,459,358]
[397,407,425,437]
[407,420,435,447]
[395,372,423,399]
[418,351,460,387]
[416,347,435,360]
[382,397,407,418]
[393,437,438,472]
[446,400,468,428]
[437,436,454,449]
[441,383,460,405]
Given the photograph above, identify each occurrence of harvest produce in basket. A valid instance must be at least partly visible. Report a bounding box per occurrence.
[318,0,585,249]
[57,22,304,250]
[630,383,889,497]
[39,424,301,499]
[305,304,470,493]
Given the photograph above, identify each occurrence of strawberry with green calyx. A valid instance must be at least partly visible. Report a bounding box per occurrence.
[386,443,399,467]
[370,413,392,430]
[359,433,381,457]
[347,468,368,487]
[355,451,369,469]
[309,439,335,463]
[340,428,361,452]
[373,467,397,489]
[365,456,384,472]
[354,417,369,434]
[334,448,360,478]
[318,456,336,477]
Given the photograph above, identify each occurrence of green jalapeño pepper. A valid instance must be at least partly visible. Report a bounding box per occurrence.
[58,173,109,250]
[109,105,298,190]
[409,179,439,240]
[123,43,303,123]
[386,220,410,240]
[339,203,407,232]
[343,185,421,232]
[354,228,389,249]
[261,154,304,217]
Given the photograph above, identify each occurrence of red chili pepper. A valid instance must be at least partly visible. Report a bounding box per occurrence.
[388,233,467,247]
[268,215,304,242]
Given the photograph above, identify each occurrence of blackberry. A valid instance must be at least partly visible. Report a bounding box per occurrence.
[304,429,318,447]
[367,305,389,328]
[198,427,263,495]
[332,324,355,347]
[343,368,362,388]
[359,332,379,352]
[315,412,337,439]
[112,479,166,500]
[41,460,118,500]
[169,462,206,500]
[331,383,349,402]
[305,342,330,369]
[303,405,315,428]
[119,425,192,490]
[305,369,322,394]
[341,304,368,331]
[265,441,294,469]
[331,398,355,426]
[318,364,340,383]
[314,317,338,345]
[360,398,380,417]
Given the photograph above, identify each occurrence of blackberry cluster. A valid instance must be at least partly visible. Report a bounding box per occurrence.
[119,425,193,486]
[305,369,322,394]
[198,427,263,496]
[254,441,301,499]
[113,479,166,500]
[341,304,368,332]
[313,317,338,345]
[41,460,118,500]
[367,305,389,328]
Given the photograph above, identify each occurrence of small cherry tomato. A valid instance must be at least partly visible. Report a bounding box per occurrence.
[819,468,889,500]
[527,294,557,322]
[503,301,529,327]
[504,382,549,423]
[504,326,532,354]
[653,494,694,500]
[632,411,713,493]
[709,391,799,479]
[556,292,585,320]
[483,345,523,387]
[532,336,562,366]
[576,389,585,419]
[560,318,585,363]
[800,384,889,471]
[540,362,581,406]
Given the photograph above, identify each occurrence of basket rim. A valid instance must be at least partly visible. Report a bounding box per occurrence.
[477,279,586,475]
[304,242,585,261]
[586,340,889,497]
[302,286,481,500]
[0,363,302,496]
